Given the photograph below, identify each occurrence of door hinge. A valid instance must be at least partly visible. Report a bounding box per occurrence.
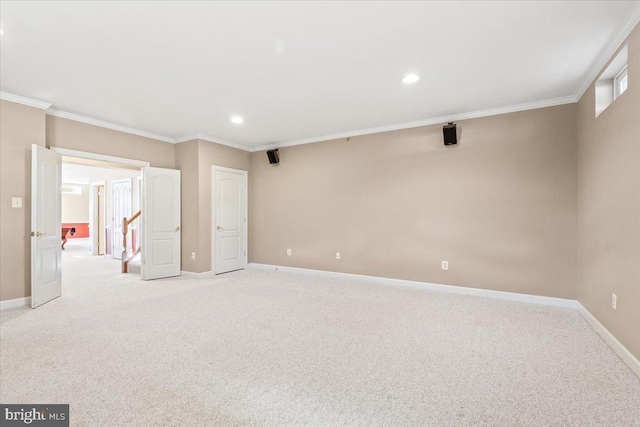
[244,250,246,257]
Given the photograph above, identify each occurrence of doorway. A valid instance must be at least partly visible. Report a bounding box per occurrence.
[212,166,248,275]
[31,147,183,308]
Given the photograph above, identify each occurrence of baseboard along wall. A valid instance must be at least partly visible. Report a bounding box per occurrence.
[248,263,640,378]
[0,297,31,311]
[2,265,637,378]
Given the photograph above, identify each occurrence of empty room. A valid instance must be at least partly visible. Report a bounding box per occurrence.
[1,1,639,426]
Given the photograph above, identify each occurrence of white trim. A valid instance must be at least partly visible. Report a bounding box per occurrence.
[0,91,52,110]
[212,166,249,276]
[53,147,150,167]
[248,263,578,308]
[180,270,214,279]
[249,95,577,152]
[46,108,175,143]
[175,133,252,152]
[173,135,200,144]
[0,296,32,311]
[577,303,640,378]
[575,1,640,100]
[247,263,640,379]
[613,65,628,100]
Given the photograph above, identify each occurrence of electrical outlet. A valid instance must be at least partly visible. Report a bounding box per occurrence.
[191,252,196,261]
[441,261,449,270]
[336,252,341,260]
[287,248,291,256]
[11,197,22,208]
[612,293,617,310]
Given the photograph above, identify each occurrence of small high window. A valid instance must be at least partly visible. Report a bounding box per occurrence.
[595,44,628,117]
[614,66,628,99]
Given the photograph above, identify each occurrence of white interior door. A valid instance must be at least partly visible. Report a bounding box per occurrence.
[31,144,62,308]
[111,178,132,260]
[141,167,181,280]
[213,166,247,275]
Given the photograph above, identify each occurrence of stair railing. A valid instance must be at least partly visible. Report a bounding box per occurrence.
[122,210,141,273]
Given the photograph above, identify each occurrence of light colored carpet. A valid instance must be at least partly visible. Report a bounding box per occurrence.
[1,248,639,426]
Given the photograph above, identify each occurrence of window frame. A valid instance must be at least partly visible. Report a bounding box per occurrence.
[614,65,628,99]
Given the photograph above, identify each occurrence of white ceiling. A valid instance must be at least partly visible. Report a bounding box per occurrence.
[1,1,639,150]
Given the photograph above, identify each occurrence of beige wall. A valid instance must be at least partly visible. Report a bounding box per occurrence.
[250,104,578,298]
[62,184,90,222]
[0,100,47,301]
[176,139,251,273]
[46,116,175,168]
[577,23,640,359]
[0,109,176,302]
[175,140,201,271]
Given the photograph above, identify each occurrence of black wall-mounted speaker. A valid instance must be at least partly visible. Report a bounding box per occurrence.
[267,149,280,164]
[443,122,457,146]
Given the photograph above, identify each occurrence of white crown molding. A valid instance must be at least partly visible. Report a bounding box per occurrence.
[250,95,578,152]
[0,90,578,153]
[175,133,253,152]
[574,2,640,101]
[174,134,200,144]
[0,91,52,110]
[46,108,176,144]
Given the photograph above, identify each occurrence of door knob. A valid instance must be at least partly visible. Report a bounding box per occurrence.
[31,232,46,237]
[174,226,180,232]
[217,225,224,231]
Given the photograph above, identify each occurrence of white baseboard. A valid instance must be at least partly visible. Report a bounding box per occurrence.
[0,296,31,311]
[181,270,214,279]
[248,263,577,308]
[249,263,639,379]
[577,303,640,378]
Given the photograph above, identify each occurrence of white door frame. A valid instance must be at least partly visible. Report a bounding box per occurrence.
[211,165,248,275]
[54,148,149,270]
[90,181,106,255]
[51,147,150,168]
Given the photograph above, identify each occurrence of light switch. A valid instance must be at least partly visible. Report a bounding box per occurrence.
[11,197,22,208]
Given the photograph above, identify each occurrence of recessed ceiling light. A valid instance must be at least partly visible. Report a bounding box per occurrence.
[402,74,420,84]
[230,116,244,124]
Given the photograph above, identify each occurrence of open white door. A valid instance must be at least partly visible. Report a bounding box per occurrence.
[141,167,181,280]
[111,178,132,260]
[213,166,248,275]
[31,144,62,308]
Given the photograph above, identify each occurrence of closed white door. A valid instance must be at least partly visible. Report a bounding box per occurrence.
[111,179,132,260]
[141,167,181,280]
[31,144,62,308]
[213,167,247,274]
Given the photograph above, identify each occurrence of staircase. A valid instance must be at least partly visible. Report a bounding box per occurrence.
[121,210,141,274]
[127,252,141,275]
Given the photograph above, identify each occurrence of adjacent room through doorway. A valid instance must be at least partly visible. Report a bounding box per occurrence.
[60,157,143,280]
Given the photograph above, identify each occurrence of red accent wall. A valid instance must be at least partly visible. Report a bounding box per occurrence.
[62,222,89,238]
